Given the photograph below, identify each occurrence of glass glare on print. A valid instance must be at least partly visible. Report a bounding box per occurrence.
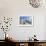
[20,16,33,26]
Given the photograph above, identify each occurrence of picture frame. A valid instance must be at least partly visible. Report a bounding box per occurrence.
[18,16,34,27]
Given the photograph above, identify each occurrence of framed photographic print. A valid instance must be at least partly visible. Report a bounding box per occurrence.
[18,16,34,26]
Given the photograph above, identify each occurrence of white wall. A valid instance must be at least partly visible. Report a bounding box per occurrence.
[0,16,45,40]
[44,16,46,40]
[8,16,45,40]
[0,0,46,17]
[0,0,46,40]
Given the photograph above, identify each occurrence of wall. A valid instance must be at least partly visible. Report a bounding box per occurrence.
[8,16,45,40]
[44,16,46,40]
[0,0,46,17]
[0,16,45,40]
[0,0,46,40]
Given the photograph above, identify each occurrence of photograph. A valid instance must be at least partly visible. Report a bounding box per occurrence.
[19,16,33,26]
